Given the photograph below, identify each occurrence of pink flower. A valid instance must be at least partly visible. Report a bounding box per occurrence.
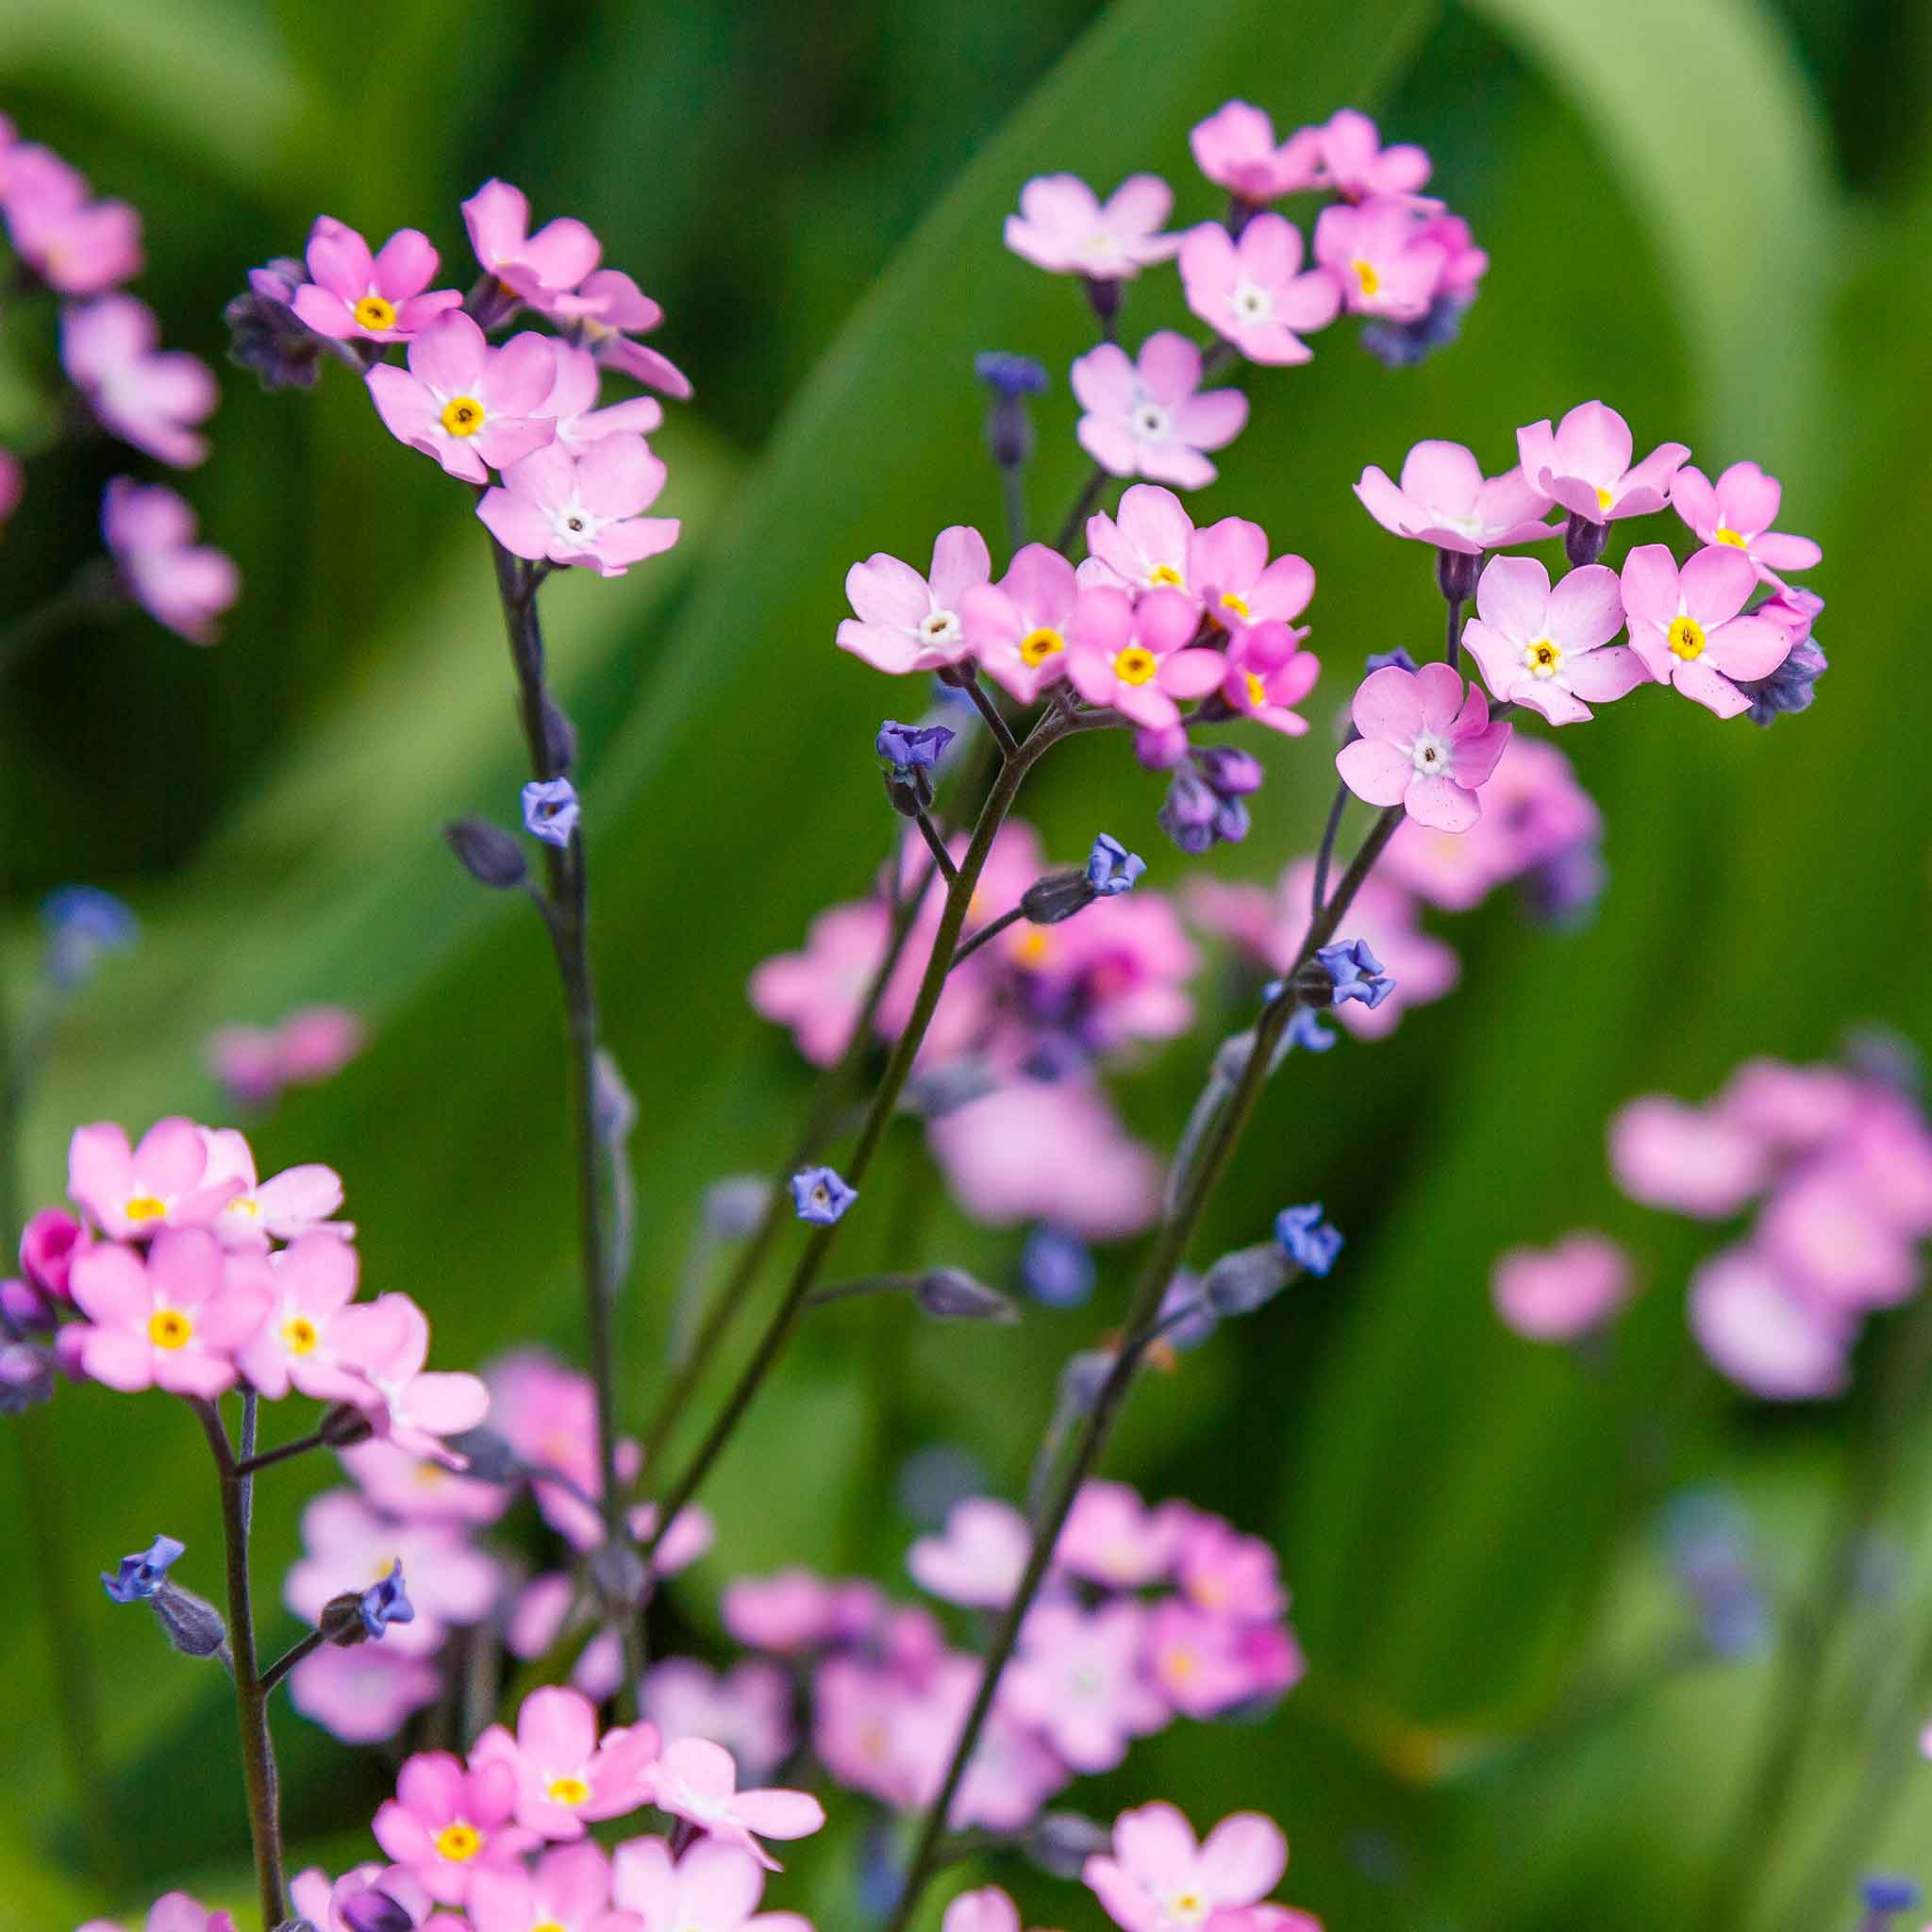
[1058,1478,1183,1587]
[76,1895,234,1932]
[748,900,891,1067]
[1067,587,1224,729]
[2,143,142,294]
[337,1292,490,1462]
[1144,1599,1275,1717]
[462,179,603,308]
[1311,199,1445,320]
[1460,556,1641,725]
[1353,441,1557,556]
[487,1349,638,1546]
[1608,1096,1769,1218]
[908,1495,1031,1607]
[1218,621,1319,737]
[1004,175,1177,279]
[211,1007,366,1108]
[288,1643,441,1744]
[1671,460,1821,584]
[199,1127,349,1248]
[1174,1511,1289,1620]
[1619,543,1793,719]
[627,1498,717,1574]
[1071,332,1248,488]
[480,435,678,576]
[1715,1058,1864,1154]
[374,1751,540,1904]
[1491,1232,1634,1341]
[1515,402,1689,526]
[0,448,22,526]
[558,269,693,400]
[1084,1803,1290,1932]
[472,1686,659,1840]
[1335,662,1511,833]
[959,543,1079,702]
[289,1862,439,1932]
[232,1235,369,1400]
[1189,103,1324,203]
[644,1736,826,1871]
[1082,485,1196,595]
[61,296,217,468]
[67,1226,270,1399]
[1418,211,1488,302]
[539,341,666,450]
[1179,217,1341,365]
[366,311,556,484]
[837,526,991,675]
[101,477,239,644]
[291,217,460,342]
[1313,108,1432,200]
[341,1436,511,1524]
[20,1206,84,1303]
[1189,517,1316,632]
[1756,1163,1921,1309]
[640,1657,796,1784]
[470,1842,641,1932]
[611,1837,812,1932]
[944,1889,1030,1932]
[1689,1246,1851,1401]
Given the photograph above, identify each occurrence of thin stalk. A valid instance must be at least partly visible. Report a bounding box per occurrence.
[1444,595,1465,675]
[1309,781,1350,915]
[910,807,959,881]
[959,675,1019,760]
[950,906,1024,973]
[259,1628,325,1696]
[998,463,1026,558]
[233,1428,328,1478]
[1053,464,1109,558]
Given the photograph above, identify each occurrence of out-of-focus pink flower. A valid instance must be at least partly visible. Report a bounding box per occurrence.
[539,341,665,450]
[209,1005,365,1108]
[76,1894,234,1932]
[374,1752,540,1904]
[643,1736,826,1871]
[199,1127,348,1249]
[1670,461,1820,585]
[1354,441,1557,556]
[748,900,891,1068]
[1072,332,1249,488]
[626,1498,716,1574]
[1004,175,1177,279]
[838,526,991,675]
[1461,556,1641,726]
[291,217,461,342]
[1620,543,1792,719]
[1084,1803,1290,1932]
[62,297,217,468]
[2,142,142,294]
[1491,1231,1634,1341]
[943,1889,1029,1932]
[1143,1599,1276,1718]
[1608,1096,1770,1218]
[100,477,239,645]
[721,1569,850,1654]
[1714,1058,1863,1155]
[1189,103,1324,202]
[1313,108,1431,200]
[233,1234,369,1400]
[1336,662,1511,833]
[559,269,693,400]
[1516,402,1689,526]
[1180,217,1341,365]
[640,1657,796,1785]
[473,1686,659,1839]
[341,1435,511,1524]
[469,1842,641,1932]
[1418,211,1488,302]
[1756,1164,1921,1310]
[1058,1479,1184,1587]
[366,310,556,484]
[611,1836,811,1932]
[908,1496,1031,1607]
[1311,199,1445,320]
[1082,485,1195,595]
[20,1206,84,1304]
[0,448,22,526]
[961,542,1080,702]
[486,1348,639,1546]
[338,1292,490,1463]
[1689,1246,1851,1401]
[69,1116,245,1241]
[479,434,678,576]
[289,1861,439,1932]
[1173,1510,1289,1621]
[288,1642,442,1745]
[463,179,603,308]
[1066,586,1224,730]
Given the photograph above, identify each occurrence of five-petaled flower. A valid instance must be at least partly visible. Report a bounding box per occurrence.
[1004,174,1178,280]
[481,435,679,576]
[1670,459,1822,587]
[1179,216,1341,365]
[643,1735,826,1870]
[1620,543,1793,719]
[366,310,557,484]
[837,526,991,675]
[1460,556,1642,725]
[1353,440,1557,555]
[290,216,461,342]
[1071,331,1249,489]
[791,1166,858,1225]
[1516,401,1689,526]
[1335,661,1511,832]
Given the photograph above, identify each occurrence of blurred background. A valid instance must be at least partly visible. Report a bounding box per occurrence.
[4,0,1932,1924]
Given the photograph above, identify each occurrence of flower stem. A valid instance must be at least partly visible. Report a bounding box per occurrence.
[1308,780,1351,915]
[949,906,1024,973]
[1444,594,1465,675]
[259,1627,325,1696]
[910,806,959,881]
[960,675,1019,760]
[232,1427,328,1477]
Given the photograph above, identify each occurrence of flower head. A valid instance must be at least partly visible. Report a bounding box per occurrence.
[366,311,556,484]
[481,435,677,575]
[1083,1803,1290,1932]
[1671,460,1820,585]
[1065,588,1224,731]
[1620,543,1793,719]
[1335,661,1511,831]
[559,268,693,399]
[1275,1202,1341,1276]
[2,143,142,295]
[1180,216,1341,365]
[1087,835,1145,897]
[791,1166,857,1224]
[959,543,1080,703]
[643,1735,826,1870]
[291,217,461,342]
[519,775,581,848]
[1189,102,1324,203]
[102,1532,186,1603]
[1460,555,1641,725]
[373,1751,539,1904]
[1491,1232,1633,1341]
[1315,938,1394,1009]
[1354,441,1557,555]
[1071,332,1248,488]
[1312,198,1446,320]
[62,296,217,468]
[1005,1600,1169,1773]
[462,178,603,309]
[612,1835,809,1932]
[839,527,991,675]
[1004,174,1177,279]
[1082,485,1196,595]
[876,721,957,772]
[472,1684,659,1839]
[1516,402,1689,525]
[355,1562,415,1641]
[102,477,240,645]
[1314,108,1432,200]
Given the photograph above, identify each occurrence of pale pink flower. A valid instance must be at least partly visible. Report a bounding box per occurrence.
[199,1126,349,1249]
[1335,662,1511,833]
[462,178,603,308]
[76,1895,234,1932]
[1189,517,1316,633]
[341,1436,511,1524]
[1714,1058,1864,1155]
[611,1837,812,1932]
[374,1751,540,1904]
[1418,211,1488,301]
[1058,1478,1184,1587]
[472,1686,660,1840]
[2,142,142,294]
[1671,460,1821,585]
[1461,556,1641,725]
[643,1736,826,1871]
[1071,332,1248,488]
[1311,198,1445,320]
[487,1348,639,1546]
[101,477,239,644]
[469,1842,641,1932]
[62,296,217,468]
[1620,542,1792,719]
[1004,174,1178,279]
[290,217,461,341]
[1082,485,1195,595]
[1608,1096,1769,1218]
[234,1234,369,1401]
[640,1657,796,1784]
[959,543,1079,702]
[1143,1599,1274,1718]
[539,341,666,450]
[837,526,991,675]
[1189,103,1324,202]
[908,1495,1031,1607]
[1353,441,1557,556]
[748,900,891,1067]
[1516,402,1689,525]
[1756,1164,1921,1310]
[0,448,22,526]
[479,435,679,576]
[289,1642,441,1744]
[943,1889,1028,1932]
[1491,1232,1634,1342]
[1084,1803,1290,1932]
[558,269,693,400]
[1067,586,1224,729]
[337,1292,490,1463]
[289,1861,438,1932]
[1179,216,1341,364]
[1313,108,1432,200]
[1689,1246,1851,1401]
[721,1569,850,1654]
[210,1006,365,1109]
[1174,1511,1289,1621]
[366,311,556,484]
[627,1498,717,1574]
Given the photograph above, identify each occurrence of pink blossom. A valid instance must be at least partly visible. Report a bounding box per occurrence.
[1311,198,1445,320]
[1143,1599,1271,1718]
[1689,1246,1851,1401]
[1608,1096,1769,1218]
[1335,662,1511,833]
[640,1657,796,1784]
[1189,103,1324,202]
[341,1436,511,1524]
[1756,1164,1921,1310]
[1058,1478,1184,1587]
[67,1227,269,1398]
[99,476,239,645]
[539,341,666,450]
[1516,402,1689,526]
[2,143,142,294]
[1671,460,1820,584]
[1418,211,1488,302]
[462,179,603,308]
[943,1889,1029,1932]
[611,1837,812,1932]
[1353,441,1557,556]
[1714,1058,1864,1155]
[470,1842,641,1932]
[1066,586,1224,729]
[1189,517,1316,635]
[1071,332,1249,488]
[1313,108,1432,200]
[1082,485,1196,595]
[908,1495,1031,1607]
[1179,217,1341,364]
[1491,1232,1634,1341]
[1460,556,1641,725]
[721,1569,850,1654]
[199,1127,349,1249]
[643,1736,826,1871]
[473,1686,659,1839]
[211,1007,366,1108]
[289,1862,439,1932]
[20,1206,84,1303]
[337,1292,490,1463]
[374,1751,540,1904]
[288,1641,441,1744]
[1174,1511,1289,1620]
[1620,543,1792,718]
[959,543,1079,702]
[559,269,692,400]
[1218,622,1320,737]
[232,1235,370,1400]
[487,1349,638,1545]
[291,217,461,342]
[748,900,891,1067]
[837,526,991,675]
[61,296,217,468]
[1084,1803,1290,1932]
[479,435,678,576]
[1004,174,1178,279]
[76,1895,234,1932]
[0,449,21,526]
[627,1498,717,1574]
[366,311,556,484]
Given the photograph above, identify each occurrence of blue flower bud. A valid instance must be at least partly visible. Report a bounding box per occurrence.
[1733,634,1826,727]
[521,776,579,847]
[791,1165,858,1224]
[1364,647,1419,675]
[1202,1241,1295,1318]
[1021,1225,1096,1307]
[1275,1203,1342,1277]
[103,1533,186,1604]
[150,1582,228,1658]
[42,886,138,991]
[357,1562,414,1641]
[1286,1007,1337,1054]
[1158,766,1222,854]
[876,720,958,772]
[1359,294,1468,369]
[1194,745,1265,797]
[1316,938,1395,1010]
[974,352,1050,398]
[1860,1875,1921,1918]
[1211,795,1250,845]
[1086,834,1145,896]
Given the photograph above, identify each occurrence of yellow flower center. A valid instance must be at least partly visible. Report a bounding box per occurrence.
[354,293,397,331]
[1166,1646,1199,1680]
[1174,1893,1206,1922]
[282,1317,321,1357]
[1148,564,1185,589]
[1012,929,1053,966]
[1244,671,1267,708]
[226,1196,260,1218]
[125,1195,168,1223]
[148,1309,192,1350]
[1113,646,1158,687]
[435,1823,483,1862]
[441,395,486,437]
[1594,485,1614,512]
[1018,625,1065,667]
[1524,638,1563,678]
[534,1924,567,1932]
[547,1775,591,1807]
[1220,591,1251,620]
[1353,258,1379,297]
[1667,615,1707,660]
[1715,525,1747,548]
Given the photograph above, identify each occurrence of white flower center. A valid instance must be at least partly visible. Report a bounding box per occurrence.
[1230,278,1274,324]
[547,498,606,545]
[921,608,961,645]
[1409,730,1452,774]
[1130,398,1172,441]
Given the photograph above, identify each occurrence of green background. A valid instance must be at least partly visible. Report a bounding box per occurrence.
[4,0,1932,1924]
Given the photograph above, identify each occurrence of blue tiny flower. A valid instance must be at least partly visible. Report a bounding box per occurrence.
[1275,1203,1342,1277]
[1286,1006,1337,1053]
[1733,634,1826,727]
[102,1533,186,1604]
[1359,295,1469,369]
[1086,834,1144,897]
[42,886,139,991]
[359,1561,415,1641]
[1195,745,1264,798]
[521,776,580,847]
[875,721,957,772]
[791,1165,858,1224]
[1021,1224,1096,1307]
[1860,1875,1921,1917]
[1317,937,1395,1010]
[974,352,1050,397]
[1364,646,1420,675]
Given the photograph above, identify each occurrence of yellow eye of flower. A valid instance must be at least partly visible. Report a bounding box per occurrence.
[547,1775,591,1807]
[282,1317,320,1357]
[441,395,486,437]
[1594,485,1615,512]
[1667,615,1707,660]
[354,294,397,331]
[1219,591,1251,619]
[1018,626,1065,666]
[148,1309,192,1350]
[1113,646,1158,687]
[125,1195,168,1223]
[1715,526,1747,548]
[435,1823,483,1861]
[1148,564,1185,588]
[1244,672,1267,708]
[1524,638,1563,678]
[1353,258,1379,297]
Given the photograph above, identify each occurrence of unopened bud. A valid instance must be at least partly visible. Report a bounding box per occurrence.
[1025,1809,1113,1878]
[341,1891,417,1932]
[1058,1349,1113,1416]
[1158,766,1221,854]
[1194,745,1264,798]
[1020,869,1095,925]
[1201,1242,1294,1319]
[444,818,527,890]
[440,1425,522,1484]
[541,696,577,775]
[591,1540,649,1613]
[1434,545,1480,605]
[1563,512,1608,569]
[319,1401,377,1450]
[915,1268,1020,1324]
[150,1582,228,1659]
[882,767,936,818]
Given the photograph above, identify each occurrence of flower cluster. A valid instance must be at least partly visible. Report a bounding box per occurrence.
[207,1004,366,1111]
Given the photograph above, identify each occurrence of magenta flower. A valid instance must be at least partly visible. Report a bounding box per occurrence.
[908,1495,1031,1607]
[1004,174,1177,279]
[462,178,603,308]
[1491,1232,1634,1342]
[540,341,665,450]
[644,1736,826,1871]
[1460,556,1641,725]
[471,1686,659,1840]
[2,143,142,294]
[335,1291,490,1463]
[959,543,1079,702]
[1516,402,1689,526]
[1144,1600,1268,1718]
[1689,1247,1851,1401]
[1189,102,1324,203]
[374,1751,539,1905]
[468,1844,641,1932]
[67,1226,270,1398]
[101,477,239,645]
[1219,621,1319,738]
[1313,108,1432,200]
[1071,332,1248,489]
[76,1895,234,1932]
[232,1234,369,1401]
[558,269,693,400]
[1757,1162,1921,1310]
[199,1127,348,1248]
[1608,1095,1770,1219]
[68,1117,241,1240]
[1057,1478,1183,1587]
[1353,440,1557,555]
[999,1602,1167,1770]
[837,525,991,675]
[1418,211,1489,303]
[488,1348,641,1546]
[1335,662,1511,833]
[62,296,217,468]
[1066,586,1224,729]
[640,1657,796,1785]
[1083,1803,1290,1932]
[1620,542,1792,718]
[1670,460,1821,584]
[748,900,891,1067]
[290,217,460,342]
[1082,485,1197,596]
[1188,516,1316,634]
[1178,216,1341,365]
[611,1837,811,1932]
[480,435,678,577]
[366,310,556,484]
[1311,197,1446,320]
[721,1569,878,1654]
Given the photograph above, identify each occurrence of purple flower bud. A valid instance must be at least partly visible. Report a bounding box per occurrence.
[0,1339,55,1414]
[341,1889,421,1932]
[225,258,328,391]
[319,1401,377,1450]
[444,818,527,890]
[1021,1225,1095,1307]
[358,1562,414,1641]
[1563,511,1608,569]
[150,1581,227,1658]
[103,1533,186,1604]
[1202,1241,1295,1318]
[876,720,957,772]
[974,352,1050,398]
[42,885,137,991]
[1732,633,1826,727]
[1194,745,1265,797]
[915,1268,1019,1324]
[1286,1007,1337,1054]
[1134,724,1191,771]
[1026,1810,1114,1879]
[1316,937,1395,1009]
[1275,1203,1342,1277]
[704,1176,772,1238]
[1158,766,1221,854]
[1085,834,1144,896]
[522,777,579,847]
[1156,1273,1217,1350]
[1360,294,1468,370]
[1364,646,1419,675]
[974,354,1048,471]
[1211,795,1250,845]
[791,1165,858,1225]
